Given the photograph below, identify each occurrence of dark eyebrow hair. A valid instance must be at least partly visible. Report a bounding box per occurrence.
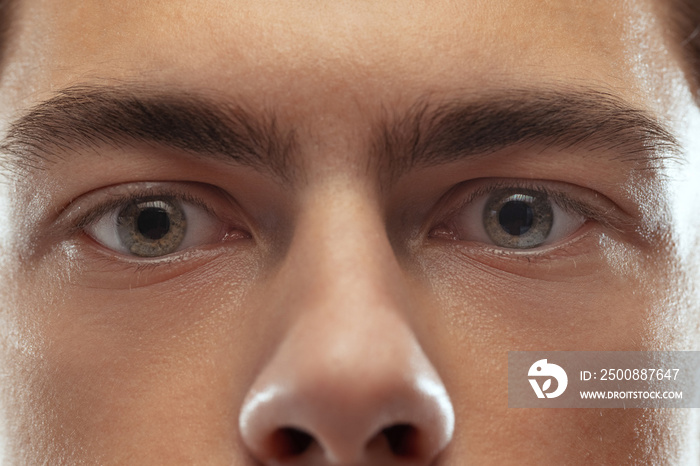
[0,84,297,180]
[0,83,681,185]
[375,87,682,181]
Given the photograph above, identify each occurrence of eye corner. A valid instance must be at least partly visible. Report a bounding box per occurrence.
[426,224,458,241]
[222,228,253,242]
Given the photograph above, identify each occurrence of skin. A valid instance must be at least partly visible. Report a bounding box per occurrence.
[0,0,699,464]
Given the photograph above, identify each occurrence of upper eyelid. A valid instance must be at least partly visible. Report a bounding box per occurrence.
[75,192,214,231]
[437,179,630,229]
[68,191,212,235]
[54,183,233,239]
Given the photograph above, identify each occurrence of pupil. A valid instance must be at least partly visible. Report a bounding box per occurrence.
[498,200,533,235]
[137,207,171,240]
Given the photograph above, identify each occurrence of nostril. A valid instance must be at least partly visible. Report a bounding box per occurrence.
[382,424,420,457]
[269,427,314,460]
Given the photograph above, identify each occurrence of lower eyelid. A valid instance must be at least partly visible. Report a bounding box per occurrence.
[57,236,238,289]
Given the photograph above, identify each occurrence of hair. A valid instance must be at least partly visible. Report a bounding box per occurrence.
[672,0,700,96]
[0,0,14,76]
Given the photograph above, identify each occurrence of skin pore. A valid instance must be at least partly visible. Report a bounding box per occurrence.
[0,0,699,464]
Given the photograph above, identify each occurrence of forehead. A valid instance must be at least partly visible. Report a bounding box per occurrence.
[5,0,683,115]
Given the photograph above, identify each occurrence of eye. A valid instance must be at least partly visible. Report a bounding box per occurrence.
[85,195,232,257]
[434,186,587,249]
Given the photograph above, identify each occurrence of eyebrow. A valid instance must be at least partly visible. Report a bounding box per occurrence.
[0,83,681,183]
[0,84,297,180]
[375,87,681,181]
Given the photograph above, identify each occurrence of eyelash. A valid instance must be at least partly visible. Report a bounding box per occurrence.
[67,187,218,236]
[444,180,605,223]
[455,180,615,221]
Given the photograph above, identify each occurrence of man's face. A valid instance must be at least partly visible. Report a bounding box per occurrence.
[0,0,699,464]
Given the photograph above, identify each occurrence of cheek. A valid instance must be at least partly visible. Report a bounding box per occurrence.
[411,237,695,462]
[445,406,694,463]
[0,255,271,463]
[419,236,689,351]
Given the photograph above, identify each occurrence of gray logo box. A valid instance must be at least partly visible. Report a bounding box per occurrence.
[508,352,700,408]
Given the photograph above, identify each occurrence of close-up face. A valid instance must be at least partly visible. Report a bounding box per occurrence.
[0,0,699,464]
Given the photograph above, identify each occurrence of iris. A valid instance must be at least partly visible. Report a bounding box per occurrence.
[117,198,187,256]
[483,190,553,248]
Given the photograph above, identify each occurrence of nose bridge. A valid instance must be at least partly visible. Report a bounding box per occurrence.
[268,184,418,396]
[288,184,402,307]
[239,186,455,465]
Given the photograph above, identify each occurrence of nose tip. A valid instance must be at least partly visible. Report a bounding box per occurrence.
[238,339,455,465]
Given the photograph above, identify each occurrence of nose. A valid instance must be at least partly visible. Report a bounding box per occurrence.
[238,320,454,465]
[238,193,454,465]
